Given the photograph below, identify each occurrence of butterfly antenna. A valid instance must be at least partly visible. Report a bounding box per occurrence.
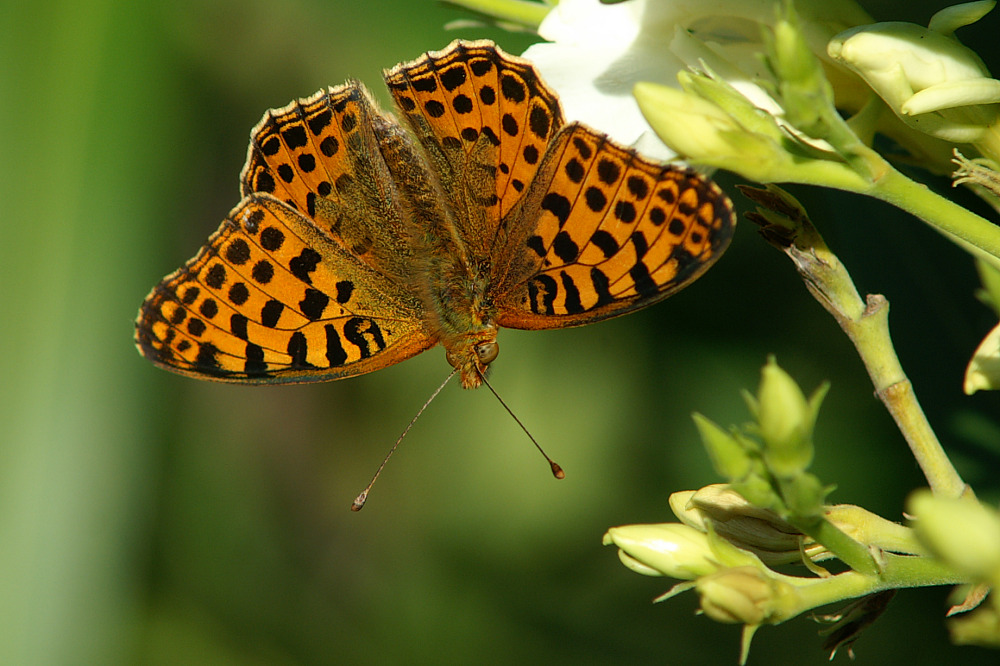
[477,371,565,480]
[352,368,458,511]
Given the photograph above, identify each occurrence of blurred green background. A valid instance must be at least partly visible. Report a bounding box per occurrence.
[2,0,999,663]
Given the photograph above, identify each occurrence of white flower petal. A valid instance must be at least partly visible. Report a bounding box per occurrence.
[524,40,684,159]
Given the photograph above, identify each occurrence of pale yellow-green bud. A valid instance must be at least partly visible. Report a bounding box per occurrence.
[681,484,830,565]
[909,489,1000,582]
[965,256,1000,394]
[964,321,1000,394]
[604,523,720,579]
[829,19,1000,142]
[603,522,763,580]
[948,602,1000,648]
[633,81,788,180]
[669,489,708,531]
[696,567,802,625]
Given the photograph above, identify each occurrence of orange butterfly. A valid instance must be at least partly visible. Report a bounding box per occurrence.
[136,40,735,392]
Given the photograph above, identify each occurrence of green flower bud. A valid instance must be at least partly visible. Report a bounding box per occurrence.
[909,489,1000,581]
[756,358,817,477]
[696,567,802,625]
[732,471,784,511]
[767,5,838,139]
[633,82,789,180]
[693,413,752,481]
[778,471,829,519]
[604,522,764,580]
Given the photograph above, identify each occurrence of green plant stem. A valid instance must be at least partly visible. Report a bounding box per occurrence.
[865,165,1000,268]
[780,552,969,618]
[787,516,879,576]
[747,184,970,498]
[837,295,968,498]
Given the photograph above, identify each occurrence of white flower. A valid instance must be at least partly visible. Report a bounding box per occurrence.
[523,0,685,159]
[523,0,872,160]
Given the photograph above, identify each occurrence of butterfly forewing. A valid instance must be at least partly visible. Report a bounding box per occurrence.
[241,86,364,217]
[384,40,564,263]
[495,124,735,329]
[242,84,420,281]
[136,194,432,383]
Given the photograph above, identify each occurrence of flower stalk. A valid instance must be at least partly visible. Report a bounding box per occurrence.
[741,184,968,499]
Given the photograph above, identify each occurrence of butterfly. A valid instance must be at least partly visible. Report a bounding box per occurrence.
[135,40,735,391]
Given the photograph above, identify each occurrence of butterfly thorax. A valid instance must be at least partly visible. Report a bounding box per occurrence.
[423,252,498,389]
[371,106,502,389]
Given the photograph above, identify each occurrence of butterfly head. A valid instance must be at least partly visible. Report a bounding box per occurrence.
[446,336,499,389]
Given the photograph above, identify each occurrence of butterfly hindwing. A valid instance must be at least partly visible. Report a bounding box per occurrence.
[495,124,736,330]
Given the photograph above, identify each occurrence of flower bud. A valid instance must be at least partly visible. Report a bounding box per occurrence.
[669,489,707,531]
[909,489,1000,581]
[677,484,833,565]
[964,321,1000,394]
[948,603,1000,648]
[633,81,789,180]
[603,523,720,580]
[829,21,1000,142]
[756,358,818,477]
[696,567,802,625]
[692,413,752,481]
[604,522,763,580]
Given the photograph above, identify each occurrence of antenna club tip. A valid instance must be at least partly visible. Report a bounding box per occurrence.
[550,462,565,479]
[351,492,368,511]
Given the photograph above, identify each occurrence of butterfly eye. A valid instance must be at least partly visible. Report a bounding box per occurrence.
[475,341,499,365]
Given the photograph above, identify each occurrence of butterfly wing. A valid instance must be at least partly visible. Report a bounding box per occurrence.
[382,40,735,330]
[383,39,564,264]
[136,194,433,383]
[136,82,439,384]
[241,84,423,282]
[494,123,736,329]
